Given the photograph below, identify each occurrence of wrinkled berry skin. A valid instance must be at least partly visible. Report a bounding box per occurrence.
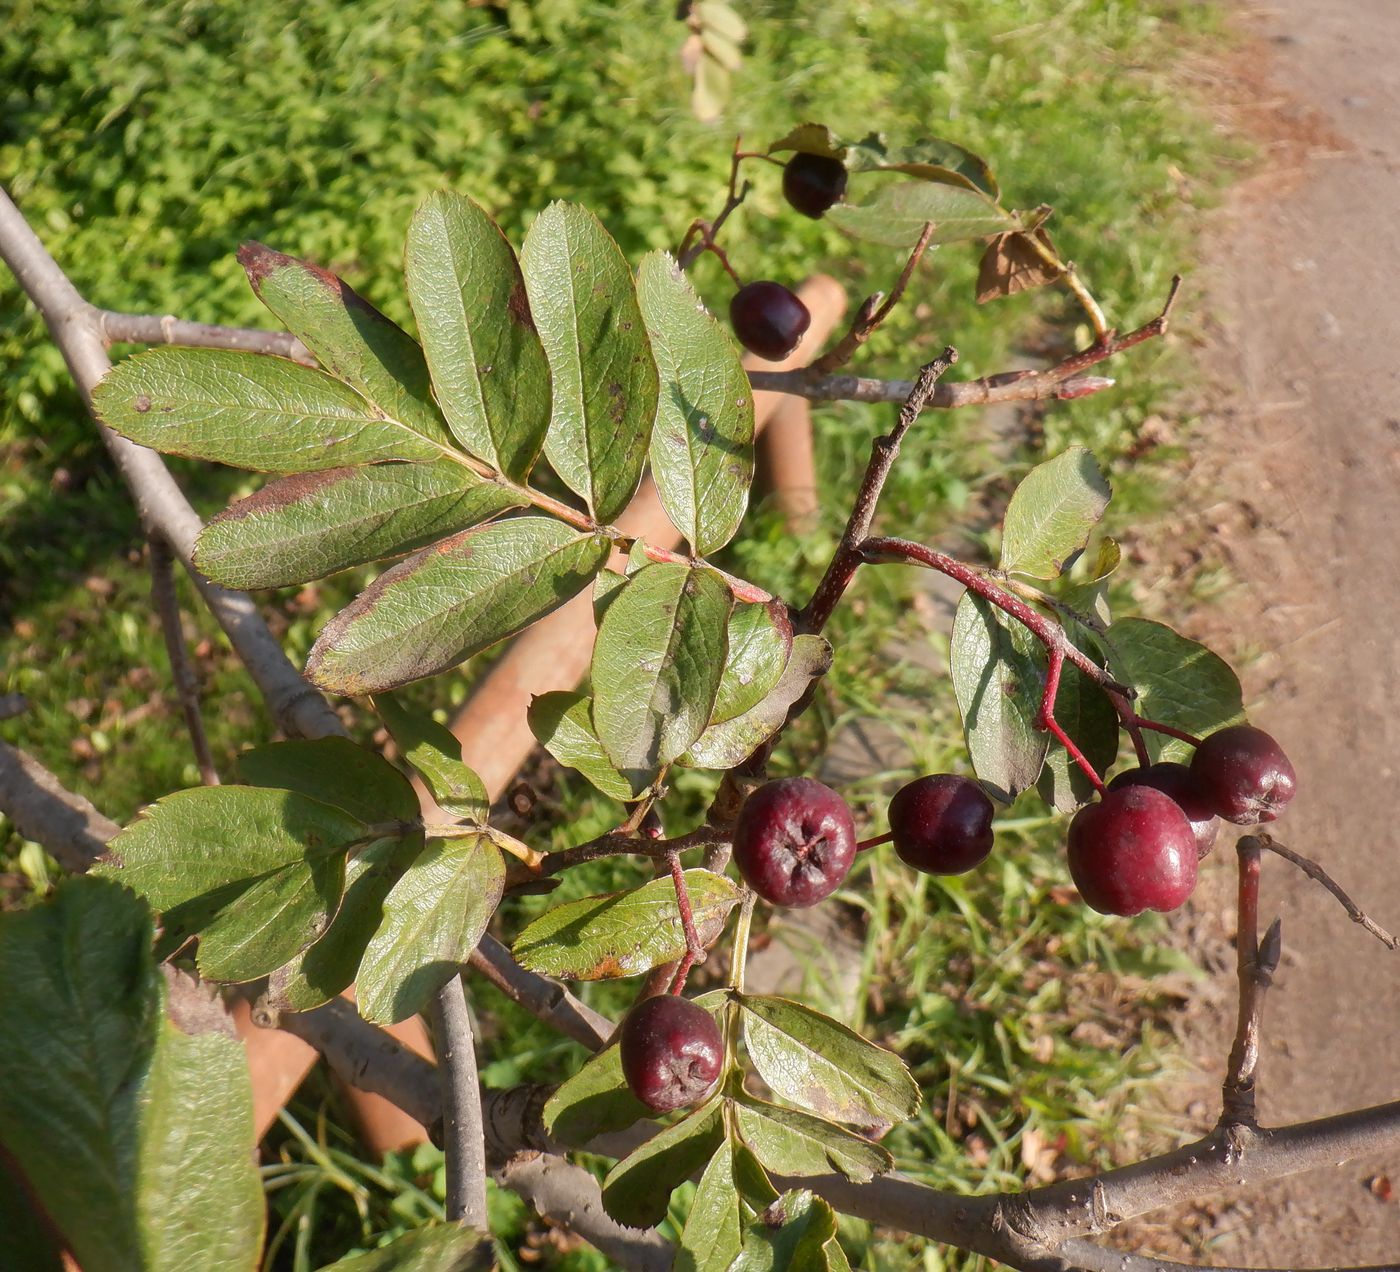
[1067,786,1198,917]
[782,152,849,218]
[1108,762,1219,859]
[1189,725,1297,825]
[733,777,856,907]
[729,281,812,361]
[888,774,995,875]
[619,994,724,1114]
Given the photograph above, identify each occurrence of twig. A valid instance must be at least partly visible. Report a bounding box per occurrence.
[750,274,1180,406]
[148,536,220,785]
[96,309,314,365]
[495,1153,674,1272]
[534,825,728,879]
[468,934,614,1050]
[677,136,751,271]
[800,349,959,633]
[1221,838,1276,1129]
[664,849,706,994]
[0,186,344,742]
[0,740,119,871]
[431,975,490,1230]
[1255,833,1400,949]
[810,222,935,373]
[1017,228,1111,341]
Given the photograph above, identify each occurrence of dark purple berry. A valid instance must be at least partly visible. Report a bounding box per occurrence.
[888,774,995,875]
[1189,725,1297,825]
[733,776,855,908]
[1108,762,1219,859]
[782,152,849,219]
[1067,786,1198,917]
[619,993,724,1114]
[729,281,811,362]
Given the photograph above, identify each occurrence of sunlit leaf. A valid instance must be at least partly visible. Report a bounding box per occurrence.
[1000,448,1111,580]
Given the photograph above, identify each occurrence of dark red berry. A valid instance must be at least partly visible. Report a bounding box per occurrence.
[733,776,855,908]
[782,152,849,219]
[619,994,724,1114]
[729,281,811,362]
[888,774,995,875]
[1189,725,1297,825]
[1067,786,1198,917]
[1108,762,1219,859]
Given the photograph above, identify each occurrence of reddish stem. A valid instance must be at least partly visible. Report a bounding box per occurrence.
[857,831,893,852]
[1038,648,1107,794]
[1131,716,1203,748]
[665,850,705,995]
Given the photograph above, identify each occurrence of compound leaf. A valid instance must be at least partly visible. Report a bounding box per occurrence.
[637,250,755,555]
[306,516,610,695]
[522,202,659,522]
[1000,448,1111,579]
[513,869,739,981]
[592,563,732,789]
[733,1097,891,1184]
[195,461,522,590]
[950,592,1049,802]
[94,787,363,983]
[677,1141,779,1272]
[92,346,443,472]
[405,191,551,479]
[601,1101,724,1229]
[356,833,506,1024]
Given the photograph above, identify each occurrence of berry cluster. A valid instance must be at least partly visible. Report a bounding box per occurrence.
[620,726,1297,1109]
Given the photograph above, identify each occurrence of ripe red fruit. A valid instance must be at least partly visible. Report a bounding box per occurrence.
[729,281,811,361]
[1067,786,1198,917]
[782,152,849,219]
[1189,725,1297,825]
[1107,762,1219,859]
[733,776,856,908]
[888,774,995,875]
[619,994,724,1114]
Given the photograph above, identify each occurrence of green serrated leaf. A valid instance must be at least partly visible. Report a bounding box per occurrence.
[592,567,628,626]
[527,690,640,800]
[92,347,444,472]
[0,878,263,1272]
[373,693,488,821]
[827,181,1016,248]
[513,869,739,980]
[306,516,610,694]
[195,461,523,589]
[731,1189,844,1272]
[356,833,505,1024]
[1104,618,1246,763]
[676,1143,744,1272]
[950,592,1049,803]
[637,251,755,555]
[94,787,362,982]
[317,1224,493,1270]
[1001,448,1111,579]
[237,736,420,824]
[683,634,832,769]
[266,831,425,1012]
[592,563,733,788]
[849,135,1000,198]
[1036,662,1120,814]
[238,241,453,448]
[737,994,919,1132]
[521,202,659,522]
[711,600,793,726]
[541,1042,650,1146]
[733,1097,892,1184]
[405,191,552,479]
[601,1100,724,1229]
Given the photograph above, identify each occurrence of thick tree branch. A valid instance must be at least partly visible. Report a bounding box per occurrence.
[0,741,118,871]
[431,975,489,1230]
[0,186,342,741]
[469,934,614,1050]
[1054,1239,1400,1272]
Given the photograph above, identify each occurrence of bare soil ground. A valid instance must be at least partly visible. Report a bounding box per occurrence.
[1142,0,1400,1262]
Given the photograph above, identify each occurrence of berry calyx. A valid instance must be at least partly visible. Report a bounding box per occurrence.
[782,152,849,219]
[619,994,724,1114]
[733,776,856,908]
[1107,762,1219,859]
[729,281,812,362]
[888,774,995,875]
[1067,786,1198,917]
[1189,724,1297,825]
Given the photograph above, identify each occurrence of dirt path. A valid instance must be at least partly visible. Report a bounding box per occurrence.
[1166,0,1400,1260]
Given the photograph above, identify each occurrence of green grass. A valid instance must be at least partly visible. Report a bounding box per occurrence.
[1,0,1244,1266]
